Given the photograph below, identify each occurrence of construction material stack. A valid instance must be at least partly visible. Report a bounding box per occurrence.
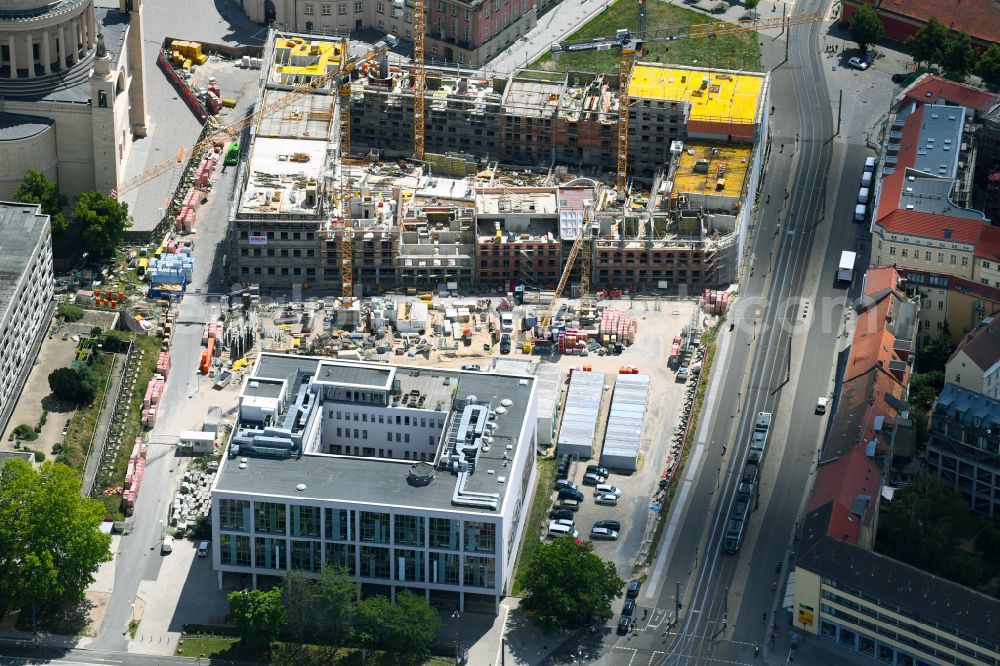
[122,438,149,516]
[176,189,204,233]
[142,375,166,428]
[147,242,194,298]
[170,40,209,70]
[556,329,590,355]
[700,289,731,315]
[194,155,216,189]
[156,352,171,377]
[599,308,637,346]
[200,320,224,374]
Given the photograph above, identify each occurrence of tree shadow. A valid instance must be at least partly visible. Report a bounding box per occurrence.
[504,607,616,666]
[13,597,94,637]
[41,394,76,414]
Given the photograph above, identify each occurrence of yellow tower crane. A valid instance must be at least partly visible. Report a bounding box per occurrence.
[413,0,426,160]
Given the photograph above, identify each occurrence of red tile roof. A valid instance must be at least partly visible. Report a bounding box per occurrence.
[875,1,1000,50]
[876,209,984,244]
[951,316,1000,373]
[863,266,903,297]
[904,74,1000,111]
[977,224,1000,262]
[875,106,923,222]
[808,443,883,543]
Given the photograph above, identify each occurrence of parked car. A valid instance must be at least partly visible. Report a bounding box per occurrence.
[197,541,210,557]
[590,526,619,540]
[555,479,577,491]
[500,333,511,354]
[816,397,829,414]
[556,453,571,480]
[161,535,174,554]
[558,498,581,511]
[595,493,619,506]
[558,488,584,502]
[550,518,576,530]
[622,599,636,617]
[626,579,642,598]
[617,615,632,635]
[847,51,874,71]
[461,364,483,372]
[586,465,609,477]
[594,520,621,532]
[676,367,690,382]
[582,472,606,485]
[594,484,621,498]
[891,72,907,83]
[549,508,575,521]
[548,522,578,539]
[500,312,515,333]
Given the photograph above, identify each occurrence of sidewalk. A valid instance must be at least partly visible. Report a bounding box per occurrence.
[448,598,579,666]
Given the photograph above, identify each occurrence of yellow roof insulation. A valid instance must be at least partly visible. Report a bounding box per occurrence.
[628,65,763,124]
[674,143,751,198]
[275,37,342,77]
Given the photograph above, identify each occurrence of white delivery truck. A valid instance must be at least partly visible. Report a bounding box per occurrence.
[837,251,857,282]
[854,204,866,222]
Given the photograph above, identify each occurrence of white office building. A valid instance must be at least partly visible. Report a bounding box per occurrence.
[0,201,54,433]
[210,353,538,613]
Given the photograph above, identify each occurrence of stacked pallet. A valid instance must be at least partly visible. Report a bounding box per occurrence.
[123,438,149,515]
[142,375,166,429]
[701,289,731,315]
[599,309,637,346]
[556,329,589,354]
[156,352,171,377]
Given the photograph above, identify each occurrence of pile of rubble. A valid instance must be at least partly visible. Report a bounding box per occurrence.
[171,463,218,534]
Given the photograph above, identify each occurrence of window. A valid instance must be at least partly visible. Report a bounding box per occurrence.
[396,549,425,582]
[291,504,321,537]
[322,3,331,14]
[464,521,496,553]
[395,514,425,546]
[360,511,390,543]
[938,301,943,310]
[938,252,944,262]
[354,1,362,10]
[465,8,470,18]
[888,246,896,256]
[304,3,314,14]
[325,542,356,574]
[901,248,908,258]
[219,534,251,567]
[359,545,390,578]
[254,501,286,535]
[463,555,496,588]
[377,1,384,11]
[338,3,346,13]
[924,251,931,260]
[937,321,944,331]
[429,551,460,584]
[951,255,957,264]
[254,537,286,569]
[219,499,250,531]
[291,540,321,572]
[961,256,968,266]
[429,517,460,550]
[325,507,354,540]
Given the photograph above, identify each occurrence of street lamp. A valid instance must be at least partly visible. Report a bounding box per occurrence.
[451,610,461,664]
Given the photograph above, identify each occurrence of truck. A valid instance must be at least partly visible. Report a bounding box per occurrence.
[837,251,857,282]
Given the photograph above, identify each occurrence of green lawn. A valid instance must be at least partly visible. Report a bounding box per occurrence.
[531,0,762,73]
[511,457,558,596]
[176,633,457,665]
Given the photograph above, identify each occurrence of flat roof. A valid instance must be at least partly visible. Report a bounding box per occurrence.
[316,362,393,388]
[504,78,564,119]
[244,377,285,399]
[674,142,751,198]
[255,91,334,140]
[629,65,763,124]
[0,202,48,318]
[238,136,326,215]
[912,104,963,179]
[215,359,535,514]
[272,37,343,81]
[475,189,559,216]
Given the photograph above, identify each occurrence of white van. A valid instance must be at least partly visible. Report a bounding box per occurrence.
[858,187,870,204]
[500,312,514,333]
[854,204,866,222]
[161,535,174,554]
[864,156,876,171]
[197,541,210,557]
[861,171,873,187]
[548,522,579,539]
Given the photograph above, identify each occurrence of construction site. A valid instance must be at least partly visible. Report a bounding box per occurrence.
[222,28,770,300]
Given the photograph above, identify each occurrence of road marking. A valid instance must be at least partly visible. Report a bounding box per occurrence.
[613,646,639,666]
[644,330,733,600]
[648,651,666,666]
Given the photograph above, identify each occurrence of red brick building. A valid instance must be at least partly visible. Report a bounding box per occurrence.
[840,0,1000,50]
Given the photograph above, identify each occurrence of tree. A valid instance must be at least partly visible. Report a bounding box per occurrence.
[849,5,884,53]
[0,460,111,629]
[519,536,625,632]
[976,44,1000,87]
[908,370,944,410]
[58,303,85,322]
[916,329,955,374]
[73,191,131,260]
[745,0,760,10]
[314,566,359,648]
[353,591,439,658]
[12,169,68,236]
[48,367,97,405]
[905,17,949,68]
[942,32,977,80]
[228,588,285,652]
[877,474,973,572]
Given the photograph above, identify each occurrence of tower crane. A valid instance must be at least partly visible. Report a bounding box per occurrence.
[413,0,426,160]
[338,35,398,307]
[551,12,822,193]
[539,201,592,330]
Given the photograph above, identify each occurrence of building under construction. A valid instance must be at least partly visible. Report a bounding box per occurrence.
[225,29,769,295]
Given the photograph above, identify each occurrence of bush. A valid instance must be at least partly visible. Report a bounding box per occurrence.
[90,326,103,337]
[39,410,48,427]
[13,425,38,442]
[33,451,45,463]
[58,303,85,322]
[48,367,98,405]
